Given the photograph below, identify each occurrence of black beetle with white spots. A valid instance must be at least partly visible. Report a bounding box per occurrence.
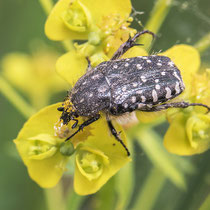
[58,30,210,156]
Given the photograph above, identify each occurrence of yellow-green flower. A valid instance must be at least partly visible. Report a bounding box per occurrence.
[74,119,131,195]
[14,0,210,196]
[162,46,210,155]
[14,103,69,188]
[45,0,132,41]
[14,102,130,194]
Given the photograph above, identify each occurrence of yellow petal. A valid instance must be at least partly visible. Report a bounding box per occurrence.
[160,45,200,96]
[80,0,131,25]
[186,114,210,153]
[164,112,210,155]
[14,103,70,188]
[45,0,131,41]
[74,116,131,195]
[56,50,88,85]
[45,0,90,40]
[164,113,193,155]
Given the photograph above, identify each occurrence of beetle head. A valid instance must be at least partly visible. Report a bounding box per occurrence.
[57,99,79,126]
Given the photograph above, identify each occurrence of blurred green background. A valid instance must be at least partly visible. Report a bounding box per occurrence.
[0,0,210,210]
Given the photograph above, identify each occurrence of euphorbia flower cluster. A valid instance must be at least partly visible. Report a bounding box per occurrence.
[14,0,210,195]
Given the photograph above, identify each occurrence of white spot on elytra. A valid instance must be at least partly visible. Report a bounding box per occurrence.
[125,63,129,67]
[152,89,158,102]
[132,82,138,87]
[122,86,127,91]
[138,103,145,108]
[137,64,142,69]
[146,59,152,63]
[91,74,100,80]
[141,76,147,82]
[147,104,153,108]
[155,84,160,90]
[98,86,108,93]
[157,63,162,66]
[136,90,143,94]
[89,93,93,97]
[155,79,159,83]
[161,72,166,76]
[124,103,128,108]
[80,98,84,103]
[141,96,146,103]
[173,71,181,82]
[113,65,118,69]
[131,96,136,103]
[175,81,181,94]
[168,61,174,67]
[142,57,147,59]
[165,87,172,99]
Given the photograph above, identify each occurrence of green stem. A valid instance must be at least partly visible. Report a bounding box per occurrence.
[132,167,165,210]
[129,126,186,189]
[44,183,66,210]
[66,188,84,210]
[39,0,74,52]
[194,32,210,53]
[0,75,35,118]
[199,193,210,210]
[139,0,174,51]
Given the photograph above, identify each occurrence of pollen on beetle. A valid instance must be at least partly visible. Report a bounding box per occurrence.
[161,72,166,76]
[157,63,162,66]
[125,63,129,67]
[113,65,118,69]
[146,59,152,63]
[155,79,159,83]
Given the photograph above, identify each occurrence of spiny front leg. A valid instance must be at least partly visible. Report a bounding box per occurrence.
[111,30,156,60]
[65,114,100,141]
[106,115,130,156]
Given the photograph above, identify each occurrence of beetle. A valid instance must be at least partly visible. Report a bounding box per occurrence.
[58,30,210,156]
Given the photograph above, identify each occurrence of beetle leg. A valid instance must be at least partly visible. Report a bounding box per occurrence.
[111,30,156,60]
[138,102,210,112]
[65,114,100,141]
[86,57,92,71]
[106,115,130,156]
[71,119,79,129]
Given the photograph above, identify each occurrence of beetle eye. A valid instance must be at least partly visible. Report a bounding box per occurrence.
[57,107,64,111]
